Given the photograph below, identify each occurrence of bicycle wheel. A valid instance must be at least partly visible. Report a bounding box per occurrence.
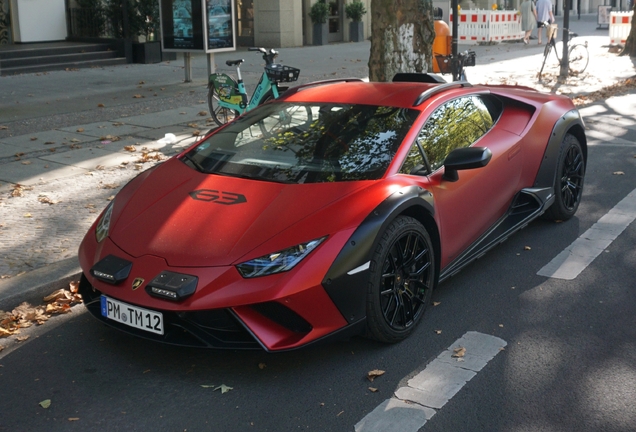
[207,86,240,127]
[568,44,589,75]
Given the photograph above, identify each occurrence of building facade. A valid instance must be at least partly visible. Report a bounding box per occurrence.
[1,0,629,47]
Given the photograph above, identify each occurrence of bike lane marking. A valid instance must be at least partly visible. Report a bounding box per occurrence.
[354,331,506,432]
[537,187,636,280]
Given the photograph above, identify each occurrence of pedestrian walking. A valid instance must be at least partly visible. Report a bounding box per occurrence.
[536,0,554,44]
[520,0,537,44]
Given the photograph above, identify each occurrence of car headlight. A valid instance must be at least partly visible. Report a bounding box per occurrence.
[95,200,114,243]
[236,237,326,278]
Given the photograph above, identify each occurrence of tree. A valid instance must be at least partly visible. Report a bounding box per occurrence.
[620,2,636,57]
[368,0,436,82]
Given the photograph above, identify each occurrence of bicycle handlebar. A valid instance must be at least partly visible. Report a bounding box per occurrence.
[249,47,279,65]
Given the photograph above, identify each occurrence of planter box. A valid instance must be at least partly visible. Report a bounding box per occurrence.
[162,50,177,62]
[313,23,328,46]
[132,41,161,64]
[349,21,364,42]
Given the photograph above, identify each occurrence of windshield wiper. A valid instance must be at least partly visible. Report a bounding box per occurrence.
[181,153,205,172]
[214,171,295,184]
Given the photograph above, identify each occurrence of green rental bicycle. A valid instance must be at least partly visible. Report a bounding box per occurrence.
[207,47,301,126]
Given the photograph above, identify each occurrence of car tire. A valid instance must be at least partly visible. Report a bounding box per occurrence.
[543,133,585,221]
[365,216,436,343]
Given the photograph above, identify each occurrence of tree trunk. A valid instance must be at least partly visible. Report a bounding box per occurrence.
[368,0,435,82]
[620,3,636,57]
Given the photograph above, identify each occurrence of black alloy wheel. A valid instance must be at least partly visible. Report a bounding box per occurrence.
[366,216,436,343]
[544,133,585,221]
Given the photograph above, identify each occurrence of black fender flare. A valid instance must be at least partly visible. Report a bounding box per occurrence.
[533,109,587,191]
[322,185,435,325]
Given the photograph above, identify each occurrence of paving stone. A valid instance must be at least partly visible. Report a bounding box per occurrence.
[0,157,87,185]
[0,130,97,151]
[58,121,152,138]
[39,147,139,170]
[111,104,210,128]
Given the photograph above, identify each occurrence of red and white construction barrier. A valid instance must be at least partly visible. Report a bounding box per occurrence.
[449,10,525,44]
[609,11,633,45]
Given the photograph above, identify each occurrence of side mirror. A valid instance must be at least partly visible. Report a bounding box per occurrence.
[442,147,492,182]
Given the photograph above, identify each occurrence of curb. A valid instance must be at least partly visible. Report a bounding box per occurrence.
[0,257,81,311]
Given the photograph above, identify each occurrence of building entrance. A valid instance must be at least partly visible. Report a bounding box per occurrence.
[327,0,343,43]
[236,0,254,47]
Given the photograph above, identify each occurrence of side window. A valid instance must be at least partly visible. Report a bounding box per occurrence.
[417,96,495,172]
[399,142,427,175]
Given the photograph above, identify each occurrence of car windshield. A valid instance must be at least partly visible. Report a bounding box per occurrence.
[183,102,419,184]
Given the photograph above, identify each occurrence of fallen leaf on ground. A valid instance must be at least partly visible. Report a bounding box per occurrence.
[38,196,59,205]
[452,347,466,358]
[368,387,378,392]
[68,418,80,421]
[367,369,385,382]
[200,384,215,388]
[524,246,531,250]
[434,330,442,334]
[39,400,51,409]
[613,171,625,175]
[198,111,208,116]
[16,335,29,342]
[124,145,136,152]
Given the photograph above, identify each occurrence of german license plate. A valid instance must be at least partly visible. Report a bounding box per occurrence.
[100,295,164,335]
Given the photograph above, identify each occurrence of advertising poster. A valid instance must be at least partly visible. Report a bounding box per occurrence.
[206,0,236,51]
[160,0,205,51]
[598,5,612,26]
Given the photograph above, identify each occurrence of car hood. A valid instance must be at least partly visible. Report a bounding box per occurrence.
[110,158,367,267]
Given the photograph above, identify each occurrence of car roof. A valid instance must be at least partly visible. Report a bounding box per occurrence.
[278,79,565,111]
[281,81,447,109]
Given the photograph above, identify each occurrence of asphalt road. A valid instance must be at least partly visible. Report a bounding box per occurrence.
[1,100,635,431]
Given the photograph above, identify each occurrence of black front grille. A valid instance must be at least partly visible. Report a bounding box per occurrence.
[78,274,261,349]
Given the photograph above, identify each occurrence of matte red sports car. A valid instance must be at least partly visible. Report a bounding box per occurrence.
[78,75,586,351]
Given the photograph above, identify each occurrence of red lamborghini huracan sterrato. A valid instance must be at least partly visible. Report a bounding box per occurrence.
[78,75,586,351]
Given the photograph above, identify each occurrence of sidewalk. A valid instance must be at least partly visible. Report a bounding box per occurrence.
[1,14,635,311]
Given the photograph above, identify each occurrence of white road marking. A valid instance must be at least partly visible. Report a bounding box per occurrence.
[354,332,506,432]
[537,187,636,280]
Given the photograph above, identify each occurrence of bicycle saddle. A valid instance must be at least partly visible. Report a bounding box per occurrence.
[226,59,244,66]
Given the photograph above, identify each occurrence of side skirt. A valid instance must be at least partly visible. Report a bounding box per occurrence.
[439,187,554,282]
